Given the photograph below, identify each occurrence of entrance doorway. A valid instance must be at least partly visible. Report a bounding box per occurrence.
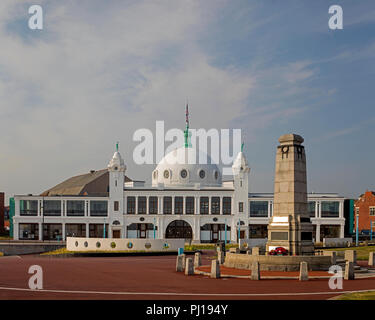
[165,220,193,239]
[212,224,219,242]
[112,230,121,238]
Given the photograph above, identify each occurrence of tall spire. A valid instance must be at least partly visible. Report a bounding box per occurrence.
[116,141,119,152]
[184,102,190,148]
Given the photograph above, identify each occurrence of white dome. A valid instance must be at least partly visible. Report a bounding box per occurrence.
[152,147,222,187]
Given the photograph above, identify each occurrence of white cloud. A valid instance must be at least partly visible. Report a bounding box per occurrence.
[0,1,256,200]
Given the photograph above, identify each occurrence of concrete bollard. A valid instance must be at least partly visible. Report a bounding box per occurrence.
[218,251,225,264]
[345,250,357,264]
[369,252,375,267]
[299,262,309,281]
[194,252,202,268]
[344,261,355,280]
[210,260,221,278]
[185,258,194,276]
[229,247,240,253]
[252,247,260,256]
[323,251,337,265]
[176,254,185,272]
[251,262,260,280]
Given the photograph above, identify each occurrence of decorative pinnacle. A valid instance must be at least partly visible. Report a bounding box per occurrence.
[241,142,244,152]
[116,141,119,152]
[184,103,191,148]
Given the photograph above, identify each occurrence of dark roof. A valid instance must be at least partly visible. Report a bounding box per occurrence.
[40,169,132,196]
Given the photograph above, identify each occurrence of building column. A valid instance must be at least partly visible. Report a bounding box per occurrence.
[220,196,223,215]
[208,197,211,215]
[183,196,186,215]
[194,218,200,242]
[62,223,66,241]
[230,220,236,242]
[315,224,321,243]
[86,223,89,238]
[38,222,42,241]
[340,224,345,238]
[172,197,175,215]
[135,197,138,214]
[13,221,19,240]
[159,196,163,215]
[158,217,163,239]
[339,201,344,218]
[146,196,149,214]
[268,201,272,217]
[86,200,90,217]
[317,201,321,218]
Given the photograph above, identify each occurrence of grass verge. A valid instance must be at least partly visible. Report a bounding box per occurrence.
[323,246,375,261]
[335,291,375,300]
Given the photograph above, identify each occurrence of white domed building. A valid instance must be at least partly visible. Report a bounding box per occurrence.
[122,140,251,243]
[11,108,345,244]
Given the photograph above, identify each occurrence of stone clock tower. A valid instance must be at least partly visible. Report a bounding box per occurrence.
[266,134,314,255]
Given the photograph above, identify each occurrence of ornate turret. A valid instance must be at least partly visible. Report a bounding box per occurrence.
[108,142,126,172]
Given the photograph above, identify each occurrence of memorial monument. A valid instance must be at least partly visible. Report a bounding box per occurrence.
[266,134,314,255]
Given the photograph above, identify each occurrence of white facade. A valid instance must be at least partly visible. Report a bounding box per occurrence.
[13,147,345,243]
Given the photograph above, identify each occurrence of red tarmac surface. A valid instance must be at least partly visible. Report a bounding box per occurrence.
[0,251,375,300]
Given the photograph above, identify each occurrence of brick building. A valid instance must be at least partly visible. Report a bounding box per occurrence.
[354,190,375,234]
[0,192,4,234]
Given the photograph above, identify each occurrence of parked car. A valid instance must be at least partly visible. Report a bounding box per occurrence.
[269,247,288,256]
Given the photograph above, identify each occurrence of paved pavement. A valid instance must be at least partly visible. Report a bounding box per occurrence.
[0,252,374,300]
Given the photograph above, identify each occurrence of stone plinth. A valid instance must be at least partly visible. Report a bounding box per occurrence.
[344,261,355,280]
[185,258,194,276]
[369,252,375,267]
[211,260,221,278]
[176,255,185,272]
[224,252,331,271]
[218,251,225,264]
[299,262,309,281]
[252,247,260,256]
[345,250,357,264]
[323,251,337,265]
[251,262,260,280]
[194,252,201,268]
[266,134,314,255]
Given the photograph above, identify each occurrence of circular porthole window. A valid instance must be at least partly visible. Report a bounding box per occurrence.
[75,241,79,247]
[84,241,88,248]
[213,217,218,222]
[145,242,152,249]
[110,242,116,249]
[163,170,170,179]
[180,169,187,179]
[163,243,170,249]
[96,242,101,248]
[140,217,145,222]
[199,169,205,179]
[127,242,133,249]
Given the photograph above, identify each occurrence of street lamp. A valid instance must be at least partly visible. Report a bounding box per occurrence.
[356,213,359,247]
[153,217,156,239]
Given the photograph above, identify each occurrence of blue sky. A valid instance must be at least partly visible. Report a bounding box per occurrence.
[0,0,374,203]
